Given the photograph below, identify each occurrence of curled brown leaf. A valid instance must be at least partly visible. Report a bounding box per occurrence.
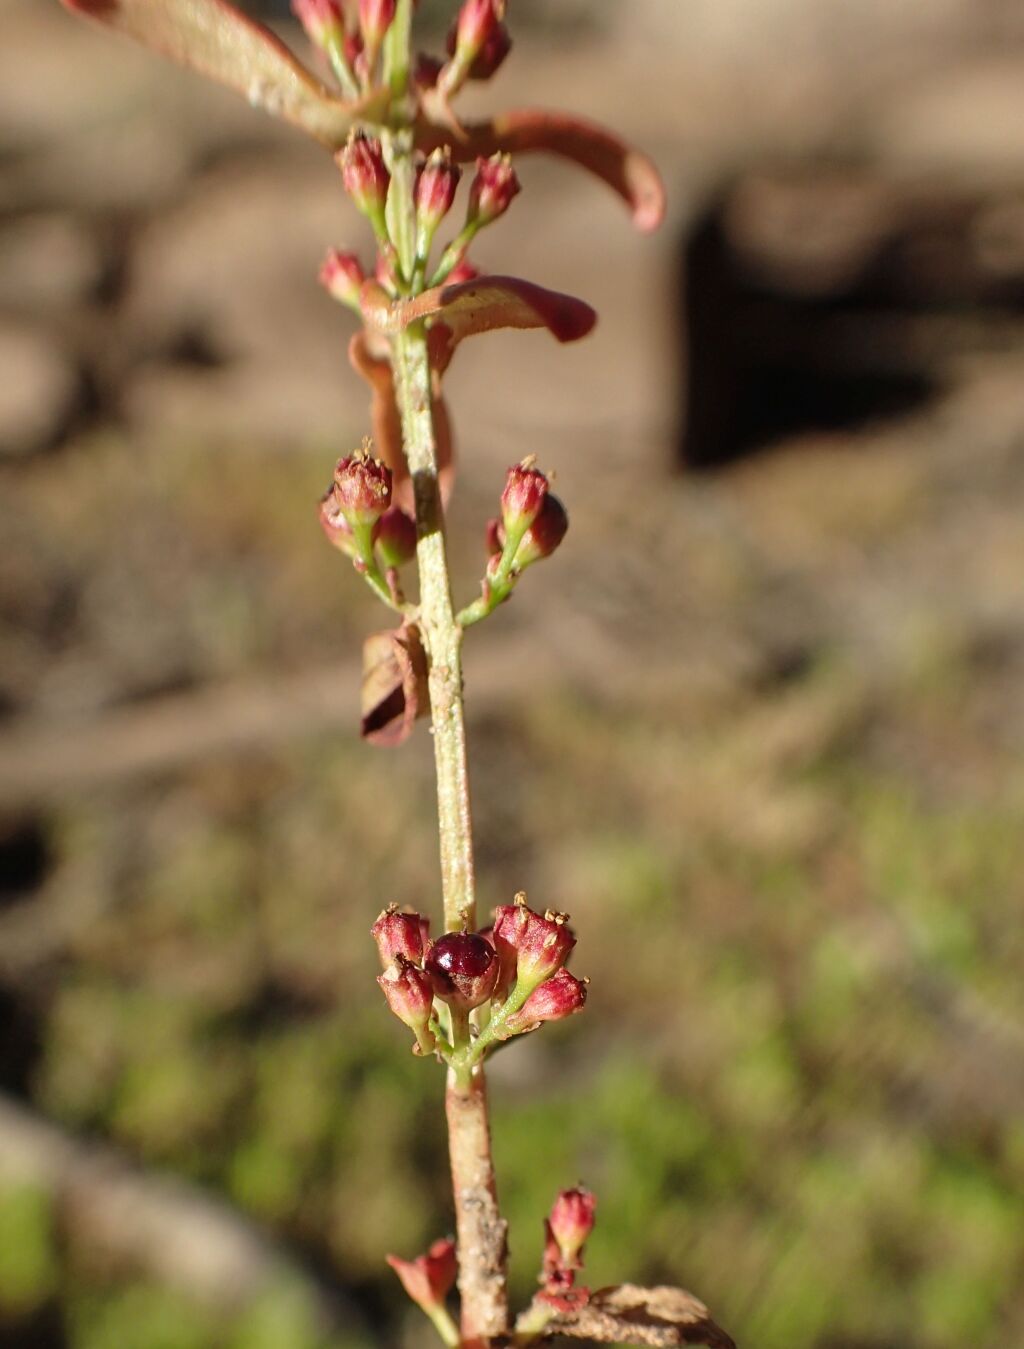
[417,109,666,233]
[60,0,384,144]
[361,625,429,747]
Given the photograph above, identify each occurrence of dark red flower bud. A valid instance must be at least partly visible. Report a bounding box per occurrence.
[319,248,365,307]
[467,21,511,79]
[515,493,568,568]
[292,0,345,48]
[416,148,462,236]
[386,1237,457,1312]
[485,516,504,560]
[502,968,588,1035]
[375,507,417,569]
[337,133,390,240]
[467,153,520,228]
[425,931,499,1011]
[501,459,549,536]
[547,1187,596,1270]
[492,895,576,997]
[371,905,430,969]
[359,0,396,49]
[333,451,392,527]
[378,956,434,1038]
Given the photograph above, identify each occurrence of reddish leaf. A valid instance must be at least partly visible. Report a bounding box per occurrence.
[360,275,597,355]
[60,0,383,144]
[417,109,666,233]
[361,625,429,747]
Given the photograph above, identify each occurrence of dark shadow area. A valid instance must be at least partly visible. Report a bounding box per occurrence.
[679,167,1024,469]
[0,816,52,907]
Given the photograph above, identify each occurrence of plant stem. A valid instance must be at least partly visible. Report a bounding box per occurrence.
[383,56,509,1338]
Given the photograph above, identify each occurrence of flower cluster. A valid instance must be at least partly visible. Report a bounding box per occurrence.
[372,894,587,1061]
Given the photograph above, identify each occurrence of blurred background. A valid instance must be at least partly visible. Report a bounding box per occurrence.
[2,1,1024,1347]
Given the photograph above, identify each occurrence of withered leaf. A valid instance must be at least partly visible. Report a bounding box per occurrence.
[361,625,428,748]
[60,0,384,145]
[521,1283,735,1349]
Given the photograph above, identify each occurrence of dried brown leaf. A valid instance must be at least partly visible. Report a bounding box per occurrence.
[360,625,428,747]
[417,109,666,233]
[60,0,383,144]
[522,1284,735,1349]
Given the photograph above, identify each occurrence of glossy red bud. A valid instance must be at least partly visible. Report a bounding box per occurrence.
[425,931,499,1010]
[515,493,568,568]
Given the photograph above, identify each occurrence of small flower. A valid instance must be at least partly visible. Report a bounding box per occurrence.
[514,493,568,568]
[425,931,499,1011]
[319,248,365,308]
[492,894,576,998]
[467,153,520,228]
[501,459,549,537]
[386,1237,457,1312]
[502,968,588,1035]
[547,1187,596,1270]
[447,9,511,81]
[416,148,462,251]
[371,905,430,968]
[292,0,345,49]
[333,451,392,527]
[337,132,390,241]
[359,0,396,51]
[378,955,435,1046]
[375,507,418,569]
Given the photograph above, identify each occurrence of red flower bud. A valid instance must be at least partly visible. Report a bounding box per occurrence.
[378,955,434,1036]
[416,148,462,235]
[485,516,504,560]
[292,0,345,48]
[515,493,568,568]
[375,507,418,569]
[450,19,510,80]
[502,968,588,1035]
[359,0,396,49]
[467,153,520,228]
[386,1237,457,1312]
[425,931,499,1011]
[333,451,392,527]
[413,52,444,90]
[319,248,365,307]
[492,895,576,998]
[337,133,390,240]
[371,905,430,969]
[547,1187,596,1270]
[501,460,549,535]
[449,0,503,65]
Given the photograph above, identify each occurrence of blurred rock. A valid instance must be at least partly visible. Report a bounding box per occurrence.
[0,322,82,458]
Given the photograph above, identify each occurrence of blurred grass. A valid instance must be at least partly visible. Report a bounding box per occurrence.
[2,425,1023,1349]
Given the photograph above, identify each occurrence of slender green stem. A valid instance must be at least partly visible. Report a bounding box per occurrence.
[382,27,508,1343]
[426,1302,462,1349]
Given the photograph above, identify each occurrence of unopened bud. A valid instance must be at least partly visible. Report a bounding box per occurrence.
[372,906,430,969]
[375,507,418,569]
[292,0,345,49]
[448,14,511,80]
[338,133,390,241]
[359,0,396,50]
[447,0,503,76]
[492,895,576,998]
[446,257,481,286]
[386,1237,457,1312]
[333,451,392,528]
[547,1187,596,1269]
[378,956,434,1039]
[501,460,549,536]
[416,149,462,244]
[319,248,365,308]
[515,494,568,568]
[502,968,588,1035]
[425,932,499,1011]
[467,153,520,228]
[485,516,504,560]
